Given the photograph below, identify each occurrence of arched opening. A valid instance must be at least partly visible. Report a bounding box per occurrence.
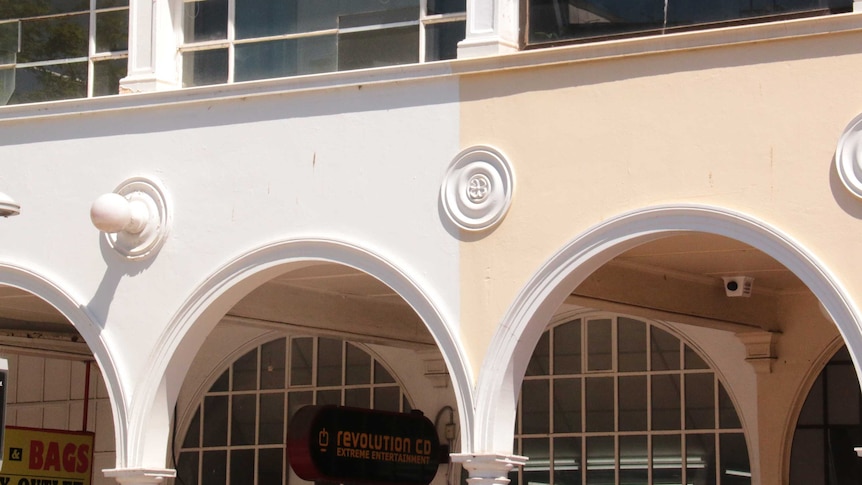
[478,206,862,484]
[0,281,121,485]
[167,259,464,485]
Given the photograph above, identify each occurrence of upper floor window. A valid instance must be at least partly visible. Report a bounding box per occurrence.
[0,1,129,105]
[181,0,466,87]
[513,314,751,485]
[527,0,853,46]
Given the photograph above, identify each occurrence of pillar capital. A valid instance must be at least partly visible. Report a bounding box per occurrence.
[451,453,527,485]
[103,467,176,485]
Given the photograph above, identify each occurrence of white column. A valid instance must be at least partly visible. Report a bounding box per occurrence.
[451,453,528,485]
[120,0,181,93]
[103,468,177,485]
[457,0,521,59]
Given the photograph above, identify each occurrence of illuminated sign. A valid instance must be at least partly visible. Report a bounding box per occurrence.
[287,405,441,485]
[0,427,94,485]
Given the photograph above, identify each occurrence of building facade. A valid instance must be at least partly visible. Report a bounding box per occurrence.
[2,0,862,484]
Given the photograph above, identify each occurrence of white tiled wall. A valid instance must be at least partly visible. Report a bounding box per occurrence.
[3,353,116,485]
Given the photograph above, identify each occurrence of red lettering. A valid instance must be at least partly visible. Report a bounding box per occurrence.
[76,444,90,473]
[44,441,61,471]
[29,440,44,469]
[62,443,77,472]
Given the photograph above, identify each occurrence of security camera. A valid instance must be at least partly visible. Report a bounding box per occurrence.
[722,276,754,297]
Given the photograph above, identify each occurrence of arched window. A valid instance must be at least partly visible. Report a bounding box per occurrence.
[176,336,412,485]
[513,314,750,485]
[789,345,862,484]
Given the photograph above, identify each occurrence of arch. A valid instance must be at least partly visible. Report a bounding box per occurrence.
[0,262,128,465]
[475,204,862,455]
[125,238,473,469]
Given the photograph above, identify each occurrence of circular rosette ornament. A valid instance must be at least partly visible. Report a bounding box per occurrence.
[441,146,514,231]
[837,113,862,199]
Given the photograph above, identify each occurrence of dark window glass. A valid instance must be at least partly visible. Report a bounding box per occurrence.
[260,338,286,390]
[685,373,715,429]
[374,361,396,384]
[553,378,581,433]
[651,327,680,371]
[201,450,227,485]
[183,408,201,448]
[287,391,313,422]
[425,21,464,61]
[233,348,258,391]
[203,395,229,447]
[259,393,284,444]
[619,435,648,483]
[96,10,128,52]
[522,379,550,434]
[345,343,371,385]
[230,449,255,485]
[586,319,612,371]
[19,15,88,63]
[527,331,550,376]
[184,0,228,42]
[585,377,613,432]
[97,0,130,7]
[718,381,742,429]
[618,375,647,431]
[231,394,257,445]
[719,434,751,484]
[317,338,343,387]
[235,36,336,83]
[316,389,341,406]
[177,452,199,485]
[235,0,297,38]
[553,436,581,485]
[346,387,371,408]
[290,338,313,386]
[182,48,228,87]
[93,58,127,97]
[258,448,283,485]
[522,438,550,485]
[687,434,716,484]
[374,386,401,412]
[427,0,466,14]
[585,436,614,484]
[652,374,681,430]
[618,317,646,372]
[553,320,580,375]
[653,434,682,484]
[685,344,710,369]
[211,369,229,392]
[337,26,419,71]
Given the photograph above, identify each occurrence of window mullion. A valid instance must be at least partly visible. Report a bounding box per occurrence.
[226,0,236,83]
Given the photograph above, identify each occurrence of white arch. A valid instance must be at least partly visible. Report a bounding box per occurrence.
[0,262,128,465]
[474,204,862,453]
[124,238,473,468]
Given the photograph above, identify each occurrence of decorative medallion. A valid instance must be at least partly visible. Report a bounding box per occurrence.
[837,113,862,199]
[441,146,514,231]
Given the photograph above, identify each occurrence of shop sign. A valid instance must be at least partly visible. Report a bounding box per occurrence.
[287,405,441,485]
[0,427,94,485]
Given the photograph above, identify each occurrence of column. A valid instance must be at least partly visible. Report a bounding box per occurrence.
[120,0,181,93]
[457,0,521,59]
[451,453,528,485]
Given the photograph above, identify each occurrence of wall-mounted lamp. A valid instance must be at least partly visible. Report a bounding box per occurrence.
[0,191,20,217]
[90,177,169,260]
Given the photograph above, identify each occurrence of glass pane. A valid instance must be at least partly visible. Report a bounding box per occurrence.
[203,395,228,447]
[233,348,258,391]
[427,0,466,14]
[345,388,370,408]
[718,381,742,429]
[201,450,227,485]
[585,436,614,484]
[177,452,199,485]
[183,408,201,448]
[317,338,342,386]
[719,434,751,484]
[553,378,581,433]
[651,327,680,371]
[93,58,127,97]
[19,15,88,63]
[230,449,255,485]
[796,373,824,426]
[0,21,16,64]
[619,435,648,484]
[97,0,130,7]
[374,361,396,384]
[96,10,128,52]
[527,331,550,376]
[374,386,400,412]
[585,377,614,432]
[789,428,825,485]
[685,373,715,430]
[425,21,464,61]
[522,438,550,485]
[211,369,229,392]
[259,448,283,485]
[586,318,612,371]
[291,338,313,386]
[827,364,860,425]
[686,434,716,484]
[182,48,228,87]
[553,437,581,485]
[618,317,646,372]
[236,0,297,38]
[261,338,286,390]
[685,344,709,369]
[10,63,87,104]
[619,375,647,432]
[337,26,419,71]
[317,389,341,406]
[522,379,550,434]
[231,394,257,445]
[345,344,371,385]
[652,374,681,430]
[287,391,313,422]
[235,35,337,82]
[184,0,228,42]
[652,434,682,484]
[259,393,285,444]
[554,320,581,375]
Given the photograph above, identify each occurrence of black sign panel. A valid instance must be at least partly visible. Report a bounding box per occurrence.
[287,405,441,485]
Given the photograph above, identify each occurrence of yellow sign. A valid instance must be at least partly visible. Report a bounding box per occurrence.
[0,427,94,485]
